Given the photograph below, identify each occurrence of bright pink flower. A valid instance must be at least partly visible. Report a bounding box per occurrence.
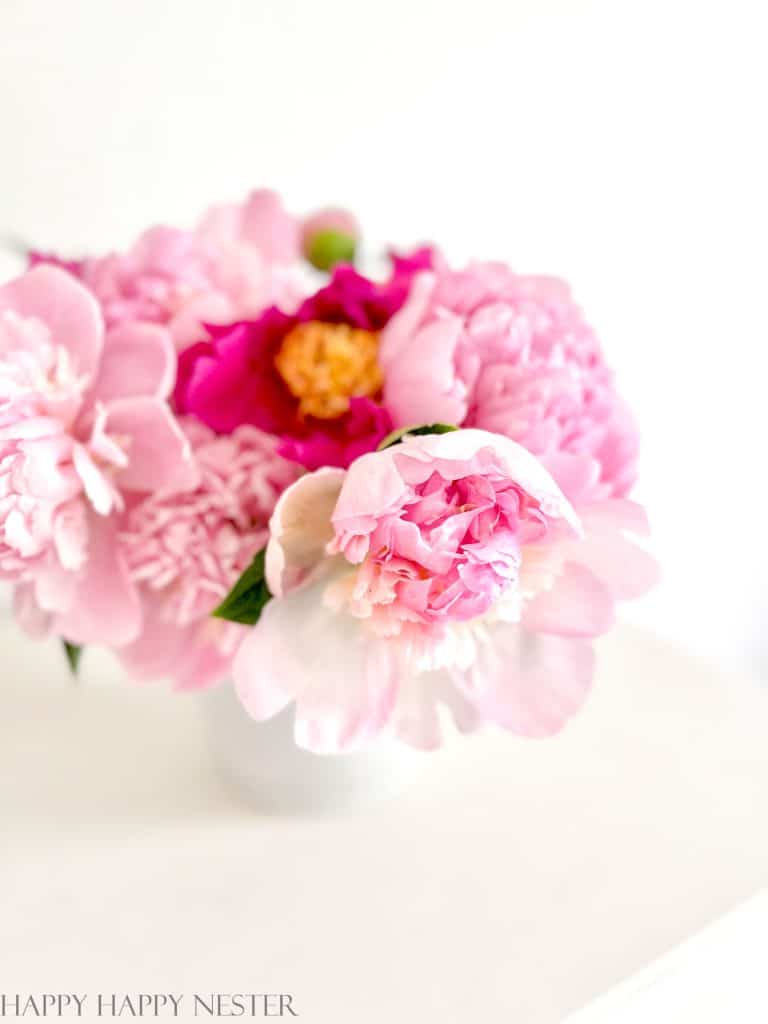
[116,418,299,690]
[234,429,658,752]
[0,266,196,646]
[278,397,392,472]
[175,257,435,470]
[380,262,638,504]
[32,190,309,349]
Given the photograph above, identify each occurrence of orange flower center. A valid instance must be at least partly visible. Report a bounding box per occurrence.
[274,320,383,420]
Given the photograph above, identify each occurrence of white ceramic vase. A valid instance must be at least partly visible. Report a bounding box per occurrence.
[201,682,424,814]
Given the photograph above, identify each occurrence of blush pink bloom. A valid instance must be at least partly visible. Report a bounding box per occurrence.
[0,266,196,646]
[380,262,638,504]
[234,429,658,752]
[116,418,299,690]
[32,190,309,350]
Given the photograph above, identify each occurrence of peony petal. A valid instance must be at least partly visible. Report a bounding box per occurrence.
[564,534,660,601]
[578,499,652,538]
[522,562,615,637]
[13,582,52,638]
[233,576,398,753]
[400,429,581,533]
[541,452,603,507]
[34,559,78,614]
[239,189,301,263]
[116,588,193,681]
[167,292,235,348]
[561,499,660,601]
[0,265,103,380]
[461,624,594,737]
[196,201,240,244]
[390,667,482,750]
[378,270,436,363]
[265,467,345,597]
[53,514,141,646]
[118,589,240,690]
[337,425,581,532]
[104,397,198,494]
[89,322,176,403]
[233,622,296,723]
[331,447,409,525]
[72,443,117,515]
[380,273,469,427]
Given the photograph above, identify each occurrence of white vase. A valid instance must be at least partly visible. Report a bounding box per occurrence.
[201,682,425,814]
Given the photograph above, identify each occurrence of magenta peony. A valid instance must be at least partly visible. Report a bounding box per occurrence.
[175,257,434,470]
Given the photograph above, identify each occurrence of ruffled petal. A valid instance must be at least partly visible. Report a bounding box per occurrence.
[335,429,580,534]
[240,189,301,264]
[522,562,615,637]
[89,322,176,403]
[391,667,482,750]
[578,499,652,537]
[13,582,52,638]
[265,467,345,597]
[563,499,660,600]
[72,443,117,515]
[460,623,594,737]
[233,577,398,753]
[380,272,468,427]
[118,589,240,690]
[0,265,103,379]
[104,397,198,494]
[53,515,141,646]
[541,452,604,506]
[331,447,410,526]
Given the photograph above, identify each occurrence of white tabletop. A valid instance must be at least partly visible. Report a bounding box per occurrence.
[1,622,767,1023]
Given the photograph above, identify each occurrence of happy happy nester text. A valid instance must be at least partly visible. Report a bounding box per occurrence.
[0,995,298,1018]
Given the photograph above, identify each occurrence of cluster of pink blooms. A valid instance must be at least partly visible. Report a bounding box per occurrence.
[1,188,657,751]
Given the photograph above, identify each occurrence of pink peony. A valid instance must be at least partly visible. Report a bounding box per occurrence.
[32,190,309,350]
[175,257,435,470]
[1,266,196,646]
[116,418,299,690]
[234,429,658,752]
[380,263,638,504]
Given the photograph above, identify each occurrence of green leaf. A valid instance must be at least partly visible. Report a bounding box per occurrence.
[377,422,459,451]
[212,547,272,626]
[62,640,83,677]
[306,229,356,272]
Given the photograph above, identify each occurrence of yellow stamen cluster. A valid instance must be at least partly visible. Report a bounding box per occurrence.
[274,320,384,420]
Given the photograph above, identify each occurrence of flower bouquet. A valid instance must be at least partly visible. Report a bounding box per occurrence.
[1,190,657,762]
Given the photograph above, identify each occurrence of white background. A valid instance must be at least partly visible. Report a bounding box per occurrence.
[1,0,766,672]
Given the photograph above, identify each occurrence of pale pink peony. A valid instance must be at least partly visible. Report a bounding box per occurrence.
[234,429,658,752]
[34,190,310,350]
[116,418,299,690]
[1,265,196,646]
[380,263,638,504]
